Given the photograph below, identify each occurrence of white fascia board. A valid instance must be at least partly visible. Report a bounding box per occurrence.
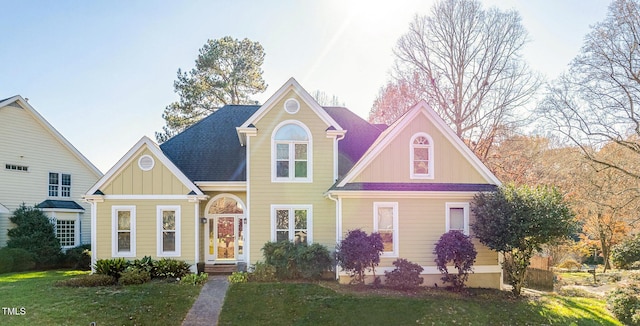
[0,203,10,214]
[86,136,204,196]
[40,208,84,213]
[326,190,481,199]
[1,96,103,178]
[337,101,501,187]
[195,181,247,192]
[239,77,343,131]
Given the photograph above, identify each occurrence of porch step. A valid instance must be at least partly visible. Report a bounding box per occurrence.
[204,264,237,275]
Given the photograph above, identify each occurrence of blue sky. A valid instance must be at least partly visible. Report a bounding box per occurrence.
[1,0,610,173]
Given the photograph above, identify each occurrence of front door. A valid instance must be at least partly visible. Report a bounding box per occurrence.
[205,215,244,262]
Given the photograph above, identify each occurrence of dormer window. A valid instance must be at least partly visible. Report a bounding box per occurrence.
[272,121,312,182]
[410,133,434,179]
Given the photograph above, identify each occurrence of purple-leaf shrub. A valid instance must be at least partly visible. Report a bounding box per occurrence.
[384,258,424,290]
[434,230,477,291]
[335,229,384,284]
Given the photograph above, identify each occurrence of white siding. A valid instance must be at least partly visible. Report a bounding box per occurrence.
[0,102,101,246]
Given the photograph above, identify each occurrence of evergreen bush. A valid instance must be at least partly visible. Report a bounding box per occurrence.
[7,204,61,268]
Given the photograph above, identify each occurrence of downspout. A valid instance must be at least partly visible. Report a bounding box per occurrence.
[326,192,341,280]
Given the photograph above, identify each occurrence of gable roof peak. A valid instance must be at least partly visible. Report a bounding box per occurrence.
[1,95,102,178]
[86,135,204,196]
[239,78,343,131]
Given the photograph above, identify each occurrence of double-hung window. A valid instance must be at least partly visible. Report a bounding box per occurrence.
[446,202,470,235]
[271,205,312,244]
[273,122,312,182]
[157,206,181,257]
[112,206,136,257]
[373,202,399,257]
[49,172,71,197]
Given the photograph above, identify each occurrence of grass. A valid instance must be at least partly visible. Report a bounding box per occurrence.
[219,282,621,325]
[0,270,202,325]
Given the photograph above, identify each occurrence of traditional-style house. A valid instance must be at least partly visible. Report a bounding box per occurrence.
[0,96,102,249]
[85,78,502,287]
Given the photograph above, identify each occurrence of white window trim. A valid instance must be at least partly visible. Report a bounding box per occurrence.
[112,206,136,257]
[445,202,470,235]
[409,132,434,179]
[271,120,313,183]
[270,205,313,244]
[52,213,80,249]
[373,202,399,258]
[157,205,181,257]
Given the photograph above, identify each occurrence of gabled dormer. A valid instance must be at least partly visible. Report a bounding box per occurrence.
[333,101,500,190]
[237,78,346,183]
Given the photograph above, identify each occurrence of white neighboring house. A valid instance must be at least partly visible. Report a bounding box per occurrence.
[0,96,102,249]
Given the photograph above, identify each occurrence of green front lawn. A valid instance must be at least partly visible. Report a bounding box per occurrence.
[219,282,621,325]
[0,270,201,325]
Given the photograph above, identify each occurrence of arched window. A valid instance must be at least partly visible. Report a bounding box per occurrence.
[410,133,434,179]
[272,121,312,182]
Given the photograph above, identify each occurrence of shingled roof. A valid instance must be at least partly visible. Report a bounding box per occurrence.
[160,105,259,182]
[159,104,385,183]
[322,107,385,178]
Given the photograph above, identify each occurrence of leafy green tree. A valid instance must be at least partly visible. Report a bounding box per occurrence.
[612,234,640,269]
[471,184,576,295]
[156,36,267,142]
[7,204,61,267]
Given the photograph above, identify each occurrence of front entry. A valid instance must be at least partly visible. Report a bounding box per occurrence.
[205,215,244,262]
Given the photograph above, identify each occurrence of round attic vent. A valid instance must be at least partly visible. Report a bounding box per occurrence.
[138,155,155,171]
[284,98,300,114]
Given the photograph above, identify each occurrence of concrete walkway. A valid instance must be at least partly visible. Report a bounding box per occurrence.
[182,275,230,326]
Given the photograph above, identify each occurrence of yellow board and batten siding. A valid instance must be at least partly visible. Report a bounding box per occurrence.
[352,111,486,184]
[95,147,196,264]
[248,89,337,264]
[100,148,190,196]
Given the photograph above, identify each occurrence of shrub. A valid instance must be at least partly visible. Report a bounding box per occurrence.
[556,258,583,271]
[248,262,277,282]
[153,258,191,279]
[0,247,36,273]
[607,283,640,325]
[57,274,116,287]
[119,267,151,285]
[94,258,129,279]
[298,243,332,279]
[228,271,248,284]
[181,273,208,285]
[434,230,477,291]
[62,244,91,270]
[130,256,156,276]
[384,258,424,290]
[262,241,298,279]
[613,235,640,269]
[262,241,332,280]
[335,229,384,284]
[7,204,61,268]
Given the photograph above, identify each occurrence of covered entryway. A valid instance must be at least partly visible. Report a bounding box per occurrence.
[204,195,246,267]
